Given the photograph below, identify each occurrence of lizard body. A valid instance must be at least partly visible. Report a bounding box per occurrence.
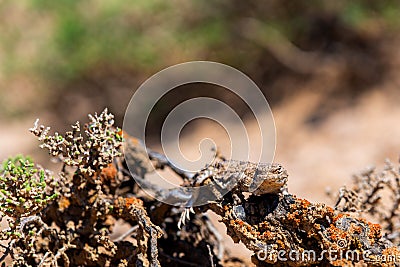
[191,160,288,196]
[178,160,289,228]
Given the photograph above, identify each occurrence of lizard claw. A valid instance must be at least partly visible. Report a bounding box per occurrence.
[177,207,195,229]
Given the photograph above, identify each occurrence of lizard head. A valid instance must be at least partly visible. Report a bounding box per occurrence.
[251,163,288,195]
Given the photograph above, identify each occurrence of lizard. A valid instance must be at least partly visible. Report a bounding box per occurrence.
[177,160,289,228]
[120,132,289,228]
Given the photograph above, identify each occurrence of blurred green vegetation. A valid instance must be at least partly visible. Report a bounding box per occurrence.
[0,0,399,119]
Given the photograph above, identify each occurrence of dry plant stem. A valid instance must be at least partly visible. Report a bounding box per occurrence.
[335,158,400,245]
[113,197,163,267]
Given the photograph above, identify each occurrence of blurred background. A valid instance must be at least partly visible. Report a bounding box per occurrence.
[2,1,400,261]
[1,0,400,218]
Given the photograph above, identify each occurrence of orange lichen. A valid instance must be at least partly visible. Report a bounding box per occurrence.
[332,213,345,223]
[261,230,275,240]
[101,163,117,181]
[276,239,285,249]
[326,225,348,242]
[287,211,301,225]
[352,225,362,234]
[58,196,70,212]
[124,197,143,208]
[299,198,311,208]
[114,196,144,211]
[367,222,382,239]
[382,247,400,257]
[121,131,142,145]
[235,219,245,226]
[326,206,334,213]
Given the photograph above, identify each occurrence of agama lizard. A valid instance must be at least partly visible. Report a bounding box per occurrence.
[121,133,289,228]
[177,160,289,228]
